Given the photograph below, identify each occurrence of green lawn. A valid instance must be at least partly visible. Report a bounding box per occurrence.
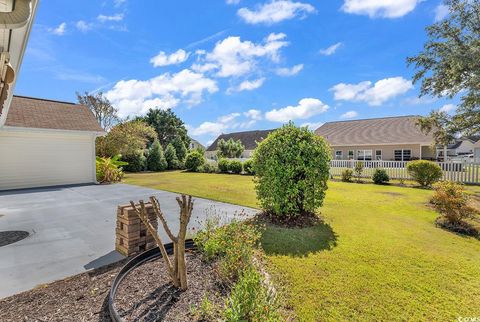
[124,171,480,321]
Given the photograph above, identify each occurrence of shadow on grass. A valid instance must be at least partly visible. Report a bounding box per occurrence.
[261,221,337,257]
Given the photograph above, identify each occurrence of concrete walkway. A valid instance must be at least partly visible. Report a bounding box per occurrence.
[0,183,257,298]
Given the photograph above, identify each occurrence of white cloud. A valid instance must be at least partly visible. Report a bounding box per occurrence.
[330,77,413,106]
[49,22,66,35]
[265,98,329,122]
[238,0,316,25]
[105,69,218,117]
[340,110,359,119]
[196,33,289,77]
[226,0,241,4]
[301,121,324,130]
[190,121,228,136]
[319,42,342,56]
[114,0,127,7]
[228,78,265,93]
[97,13,124,22]
[341,0,421,18]
[150,49,190,67]
[439,104,456,114]
[434,4,449,22]
[275,64,303,76]
[75,20,92,32]
[244,109,262,120]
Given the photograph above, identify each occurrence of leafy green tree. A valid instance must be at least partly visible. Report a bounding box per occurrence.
[171,136,188,162]
[143,108,190,148]
[122,150,146,172]
[185,150,205,172]
[252,123,331,218]
[147,140,167,171]
[165,143,179,170]
[77,92,119,131]
[216,138,245,158]
[407,0,480,143]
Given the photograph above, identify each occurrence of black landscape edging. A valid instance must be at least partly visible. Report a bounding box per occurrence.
[108,239,196,322]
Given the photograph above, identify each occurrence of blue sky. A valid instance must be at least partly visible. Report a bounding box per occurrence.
[15,0,456,145]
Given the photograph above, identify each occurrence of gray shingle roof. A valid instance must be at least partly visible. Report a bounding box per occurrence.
[315,115,434,146]
[207,129,275,151]
[5,95,104,132]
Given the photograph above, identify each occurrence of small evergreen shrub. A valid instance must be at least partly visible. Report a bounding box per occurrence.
[228,160,243,174]
[407,160,443,187]
[218,158,230,173]
[431,181,478,236]
[252,123,331,218]
[341,169,353,182]
[164,143,179,170]
[184,150,205,172]
[243,159,254,175]
[146,140,167,171]
[122,150,145,172]
[372,169,390,184]
[354,161,364,183]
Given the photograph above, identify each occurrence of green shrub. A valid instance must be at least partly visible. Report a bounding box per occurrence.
[171,136,188,163]
[228,160,243,174]
[199,162,218,173]
[224,266,280,322]
[252,123,331,218]
[96,155,127,183]
[184,150,205,172]
[164,143,179,170]
[243,159,254,175]
[194,218,261,281]
[354,161,364,183]
[341,169,353,182]
[372,169,390,184]
[122,150,145,172]
[146,140,167,171]
[431,181,476,225]
[218,158,230,173]
[407,160,443,187]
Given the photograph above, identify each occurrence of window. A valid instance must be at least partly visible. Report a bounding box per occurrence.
[394,149,412,161]
[357,150,372,161]
[348,150,354,160]
[335,150,343,160]
[375,150,382,160]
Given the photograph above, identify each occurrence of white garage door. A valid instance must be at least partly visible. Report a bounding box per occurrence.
[0,129,96,190]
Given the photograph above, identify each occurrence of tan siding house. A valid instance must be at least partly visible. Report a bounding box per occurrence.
[315,116,435,161]
[206,129,274,159]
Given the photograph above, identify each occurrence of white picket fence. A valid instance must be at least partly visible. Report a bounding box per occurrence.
[330,160,480,185]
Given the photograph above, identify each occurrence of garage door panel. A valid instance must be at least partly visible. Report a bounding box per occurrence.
[0,131,95,190]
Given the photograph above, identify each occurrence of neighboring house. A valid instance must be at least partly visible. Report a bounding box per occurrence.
[206,129,274,159]
[0,96,104,190]
[188,138,205,151]
[315,115,435,161]
[436,137,478,159]
[474,140,480,163]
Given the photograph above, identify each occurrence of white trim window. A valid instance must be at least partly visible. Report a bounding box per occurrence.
[375,150,382,160]
[335,150,343,160]
[394,149,412,161]
[357,149,372,161]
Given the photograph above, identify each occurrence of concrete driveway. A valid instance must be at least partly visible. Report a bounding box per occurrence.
[0,183,257,298]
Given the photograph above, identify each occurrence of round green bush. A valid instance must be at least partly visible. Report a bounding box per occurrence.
[218,158,230,173]
[341,169,353,182]
[252,122,331,218]
[372,169,390,184]
[228,160,243,174]
[122,150,145,172]
[406,160,443,187]
[184,150,205,172]
[199,162,218,173]
[243,159,254,175]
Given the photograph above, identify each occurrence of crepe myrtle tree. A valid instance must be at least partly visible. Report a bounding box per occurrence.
[252,122,331,219]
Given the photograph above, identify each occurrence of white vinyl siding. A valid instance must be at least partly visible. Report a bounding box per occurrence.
[0,129,96,190]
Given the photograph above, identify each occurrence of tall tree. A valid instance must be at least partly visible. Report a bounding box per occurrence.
[147,139,168,171]
[171,136,188,162]
[216,138,245,158]
[96,120,157,157]
[143,108,190,148]
[77,92,119,131]
[407,0,480,144]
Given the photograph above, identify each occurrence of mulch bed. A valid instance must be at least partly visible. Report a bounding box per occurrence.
[0,251,225,322]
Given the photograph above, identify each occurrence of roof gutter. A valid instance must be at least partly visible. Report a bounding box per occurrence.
[0,0,32,29]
